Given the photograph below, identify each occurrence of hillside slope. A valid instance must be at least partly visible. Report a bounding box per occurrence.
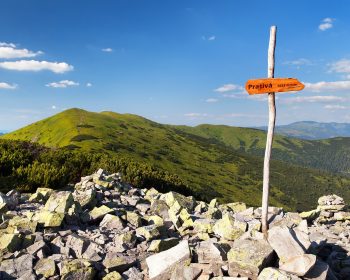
[175,124,350,175]
[3,108,350,211]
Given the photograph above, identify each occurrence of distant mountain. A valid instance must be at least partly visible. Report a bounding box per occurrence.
[259,121,350,140]
[3,108,350,211]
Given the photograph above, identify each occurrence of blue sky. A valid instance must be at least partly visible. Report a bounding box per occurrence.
[1,0,350,130]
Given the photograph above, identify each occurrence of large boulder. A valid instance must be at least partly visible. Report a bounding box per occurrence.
[102,252,136,272]
[7,216,37,233]
[268,226,316,276]
[0,254,34,279]
[33,210,65,227]
[0,233,22,252]
[34,258,56,278]
[267,226,305,263]
[146,240,191,280]
[100,214,125,230]
[258,267,302,279]
[44,191,74,214]
[163,191,196,212]
[60,259,95,280]
[213,213,245,240]
[227,238,275,278]
[279,254,317,277]
[28,187,53,203]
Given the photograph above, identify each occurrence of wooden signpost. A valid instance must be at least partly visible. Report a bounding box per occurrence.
[247,26,304,238]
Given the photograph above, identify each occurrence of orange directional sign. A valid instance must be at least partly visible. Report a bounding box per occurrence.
[245,78,304,95]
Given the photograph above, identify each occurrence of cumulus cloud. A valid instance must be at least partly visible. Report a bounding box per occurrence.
[304,80,350,92]
[0,42,43,59]
[329,59,350,74]
[0,82,17,89]
[102,48,113,52]
[214,84,243,93]
[281,95,345,104]
[206,98,218,103]
[46,80,79,88]
[319,18,334,31]
[0,60,73,73]
[86,82,92,87]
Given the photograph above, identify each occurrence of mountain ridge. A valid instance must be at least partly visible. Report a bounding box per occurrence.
[258,121,350,140]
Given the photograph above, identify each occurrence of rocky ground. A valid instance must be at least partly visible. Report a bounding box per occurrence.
[0,169,350,280]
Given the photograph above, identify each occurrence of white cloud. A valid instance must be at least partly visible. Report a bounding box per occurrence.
[281,95,345,104]
[0,42,43,59]
[324,104,347,110]
[206,98,218,103]
[184,113,208,117]
[0,82,17,89]
[202,35,216,41]
[0,60,73,73]
[52,105,57,110]
[214,83,243,93]
[86,82,92,87]
[46,80,79,88]
[304,80,350,92]
[0,42,16,48]
[102,48,113,52]
[329,59,350,74]
[319,18,334,31]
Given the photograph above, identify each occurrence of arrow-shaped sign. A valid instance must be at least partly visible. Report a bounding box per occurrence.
[245,78,304,95]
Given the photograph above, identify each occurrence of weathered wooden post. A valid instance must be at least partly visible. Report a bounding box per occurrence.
[245,26,305,238]
[261,25,277,238]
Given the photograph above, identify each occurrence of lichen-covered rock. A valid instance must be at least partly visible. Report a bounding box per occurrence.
[126,211,142,227]
[102,252,136,272]
[29,187,53,203]
[34,258,56,278]
[225,202,247,213]
[34,210,65,227]
[299,209,320,221]
[100,213,125,230]
[136,224,161,241]
[148,238,180,253]
[44,191,74,213]
[0,233,22,252]
[7,216,37,233]
[89,205,114,221]
[193,218,215,234]
[213,213,245,240]
[147,215,164,227]
[73,188,97,210]
[163,191,196,212]
[227,238,275,278]
[258,267,302,279]
[60,259,95,280]
[103,271,123,280]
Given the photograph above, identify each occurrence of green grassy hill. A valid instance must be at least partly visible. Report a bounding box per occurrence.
[3,108,350,211]
[175,124,350,175]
